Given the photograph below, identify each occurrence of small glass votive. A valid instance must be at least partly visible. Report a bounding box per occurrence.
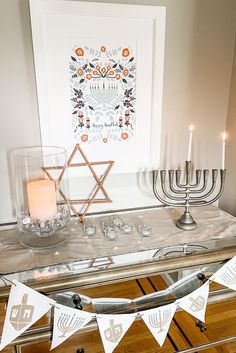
[111,216,124,228]
[120,223,133,234]
[138,224,152,237]
[102,221,114,232]
[104,227,118,241]
[83,224,96,236]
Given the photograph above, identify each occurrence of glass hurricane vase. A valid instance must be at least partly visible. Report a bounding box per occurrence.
[11,146,70,249]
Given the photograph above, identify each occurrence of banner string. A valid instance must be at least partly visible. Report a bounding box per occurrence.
[0,277,16,286]
[0,266,228,313]
[0,256,235,352]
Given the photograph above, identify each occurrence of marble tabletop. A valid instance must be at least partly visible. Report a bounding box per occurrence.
[0,205,236,277]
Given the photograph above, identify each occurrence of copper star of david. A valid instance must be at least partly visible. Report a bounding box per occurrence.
[43,144,114,222]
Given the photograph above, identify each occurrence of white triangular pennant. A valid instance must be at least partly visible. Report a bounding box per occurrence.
[0,280,55,351]
[51,303,95,350]
[97,313,137,353]
[140,302,176,347]
[177,282,209,322]
[211,256,236,291]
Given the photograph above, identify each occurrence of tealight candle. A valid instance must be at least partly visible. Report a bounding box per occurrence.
[139,224,152,237]
[27,180,57,221]
[222,132,226,170]
[120,223,133,234]
[102,222,114,233]
[105,228,118,241]
[83,224,96,236]
[112,216,124,227]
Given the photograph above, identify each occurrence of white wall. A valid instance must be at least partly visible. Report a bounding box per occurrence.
[0,0,40,222]
[0,0,236,223]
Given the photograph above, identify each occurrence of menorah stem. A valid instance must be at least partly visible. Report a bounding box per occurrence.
[176,162,196,230]
[176,209,197,231]
[185,160,191,186]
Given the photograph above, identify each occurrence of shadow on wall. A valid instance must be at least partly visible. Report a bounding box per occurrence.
[219,34,236,217]
[187,0,234,170]
[19,0,39,105]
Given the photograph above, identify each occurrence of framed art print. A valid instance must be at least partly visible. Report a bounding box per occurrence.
[29,0,166,175]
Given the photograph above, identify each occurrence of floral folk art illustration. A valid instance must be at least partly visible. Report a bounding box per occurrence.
[69,44,136,144]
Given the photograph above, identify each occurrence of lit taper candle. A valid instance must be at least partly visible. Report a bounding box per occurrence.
[222,132,226,170]
[187,124,194,161]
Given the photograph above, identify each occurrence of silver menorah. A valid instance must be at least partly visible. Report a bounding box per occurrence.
[57,313,85,337]
[148,309,171,333]
[153,161,226,231]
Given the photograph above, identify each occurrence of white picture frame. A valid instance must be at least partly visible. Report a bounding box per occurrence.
[29,0,166,175]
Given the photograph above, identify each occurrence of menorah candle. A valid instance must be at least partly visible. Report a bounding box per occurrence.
[27,179,57,221]
[222,132,226,169]
[187,124,194,161]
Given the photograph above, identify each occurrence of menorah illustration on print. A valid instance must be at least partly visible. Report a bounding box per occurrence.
[89,83,118,104]
[104,319,123,343]
[10,294,34,331]
[148,309,171,333]
[153,161,226,230]
[220,265,236,285]
[189,295,205,312]
[57,313,85,338]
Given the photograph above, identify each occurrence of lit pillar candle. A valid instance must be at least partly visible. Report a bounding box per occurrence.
[222,132,226,170]
[187,124,194,161]
[27,180,57,221]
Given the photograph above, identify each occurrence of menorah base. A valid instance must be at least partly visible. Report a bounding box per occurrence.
[176,211,197,231]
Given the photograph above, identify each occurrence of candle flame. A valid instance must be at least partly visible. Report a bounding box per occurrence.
[222,132,227,141]
[189,124,194,132]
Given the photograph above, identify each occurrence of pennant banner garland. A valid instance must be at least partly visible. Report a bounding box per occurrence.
[51,303,96,350]
[212,256,236,291]
[0,280,55,351]
[177,282,209,322]
[97,313,137,353]
[1,256,236,352]
[140,302,177,347]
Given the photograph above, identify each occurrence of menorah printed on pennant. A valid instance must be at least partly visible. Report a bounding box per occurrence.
[57,313,85,338]
[220,265,236,285]
[148,309,171,333]
[189,295,205,312]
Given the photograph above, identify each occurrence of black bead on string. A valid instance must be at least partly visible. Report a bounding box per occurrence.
[195,320,207,333]
[72,294,83,310]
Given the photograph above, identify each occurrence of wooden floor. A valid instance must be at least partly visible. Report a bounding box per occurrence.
[1,275,236,353]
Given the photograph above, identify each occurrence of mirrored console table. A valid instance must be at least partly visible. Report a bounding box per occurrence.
[1,205,236,352]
